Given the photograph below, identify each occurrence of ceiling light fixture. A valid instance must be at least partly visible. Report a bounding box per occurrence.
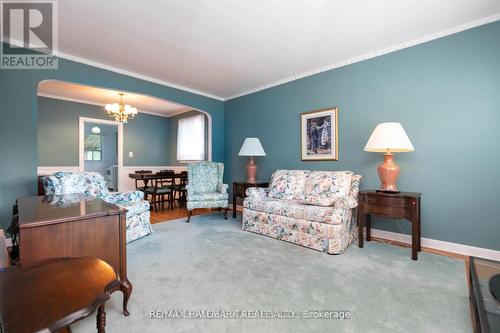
[105,93,138,123]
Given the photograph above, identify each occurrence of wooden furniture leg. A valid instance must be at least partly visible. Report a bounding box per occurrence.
[416,200,421,252]
[411,218,418,260]
[186,209,192,223]
[358,211,364,248]
[120,279,132,316]
[232,191,237,218]
[366,214,371,241]
[97,304,106,333]
[224,207,228,220]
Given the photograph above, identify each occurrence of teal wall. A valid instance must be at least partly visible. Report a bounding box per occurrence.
[224,21,500,250]
[38,97,170,166]
[0,49,224,229]
[168,110,209,166]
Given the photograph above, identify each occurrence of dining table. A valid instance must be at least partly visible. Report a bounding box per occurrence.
[128,172,187,190]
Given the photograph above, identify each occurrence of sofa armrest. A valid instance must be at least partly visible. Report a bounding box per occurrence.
[246,187,269,198]
[107,190,144,204]
[218,183,229,193]
[333,195,358,209]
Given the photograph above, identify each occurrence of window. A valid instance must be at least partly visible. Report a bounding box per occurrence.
[84,133,102,161]
[177,114,205,161]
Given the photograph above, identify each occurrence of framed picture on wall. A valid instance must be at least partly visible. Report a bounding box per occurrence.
[301,107,338,161]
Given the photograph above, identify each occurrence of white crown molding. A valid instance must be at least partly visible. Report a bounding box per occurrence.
[4,35,223,101]
[53,51,225,102]
[37,92,192,118]
[12,14,500,101]
[225,13,500,100]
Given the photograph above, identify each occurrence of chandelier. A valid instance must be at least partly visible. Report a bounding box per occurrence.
[105,93,138,123]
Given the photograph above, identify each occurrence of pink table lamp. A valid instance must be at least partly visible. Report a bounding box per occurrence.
[238,138,266,183]
[364,123,414,193]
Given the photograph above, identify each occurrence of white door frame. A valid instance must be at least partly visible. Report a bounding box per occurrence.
[79,117,123,191]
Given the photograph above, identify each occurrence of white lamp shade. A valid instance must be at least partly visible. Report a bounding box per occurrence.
[238,138,266,156]
[364,122,414,153]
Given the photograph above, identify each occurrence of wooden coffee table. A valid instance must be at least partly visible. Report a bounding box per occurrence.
[0,257,121,333]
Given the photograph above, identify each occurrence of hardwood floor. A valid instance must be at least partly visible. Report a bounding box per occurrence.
[150,202,227,224]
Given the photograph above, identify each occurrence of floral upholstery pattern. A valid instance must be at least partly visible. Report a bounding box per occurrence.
[246,187,270,198]
[118,200,150,218]
[106,191,145,204]
[242,169,361,254]
[298,195,336,207]
[267,170,309,200]
[43,171,152,243]
[244,197,352,225]
[126,211,152,243]
[242,209,357,254]
[334,175,362,209]
[186,162,229,211]
[188,192,229,202]
[302,170,353,200]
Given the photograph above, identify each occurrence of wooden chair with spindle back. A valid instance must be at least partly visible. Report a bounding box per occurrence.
[145,170,175,211]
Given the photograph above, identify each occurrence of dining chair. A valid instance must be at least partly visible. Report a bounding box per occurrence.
[145,171,175,211]
[134,170,152,193]
[173,171,188,206]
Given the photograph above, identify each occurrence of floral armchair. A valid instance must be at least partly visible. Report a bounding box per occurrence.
[186,161,229,222]
[42,171,153,243]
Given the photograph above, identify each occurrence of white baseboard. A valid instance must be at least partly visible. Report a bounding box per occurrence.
[369,228,500,261]
[236,205,500,261]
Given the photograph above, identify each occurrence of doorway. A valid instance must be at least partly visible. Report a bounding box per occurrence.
[79,117,123,191]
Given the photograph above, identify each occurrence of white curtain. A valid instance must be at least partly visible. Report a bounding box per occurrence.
[177,114,206,161]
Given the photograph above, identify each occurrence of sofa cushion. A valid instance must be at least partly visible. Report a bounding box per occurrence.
[244,197,304,219]
[187,191,229,202]
[298,195,336,207]
[302,170,353,200]
[244,197,348,225]
[268,170,309,200]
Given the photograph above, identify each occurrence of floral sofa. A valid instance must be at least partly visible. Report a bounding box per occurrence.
[42,171,153,243]
[242,169,361,254]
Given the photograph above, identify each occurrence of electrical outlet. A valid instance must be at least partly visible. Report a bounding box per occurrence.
[129,152,134,158]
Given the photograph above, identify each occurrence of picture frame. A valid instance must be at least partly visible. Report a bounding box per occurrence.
[301,107,338,161]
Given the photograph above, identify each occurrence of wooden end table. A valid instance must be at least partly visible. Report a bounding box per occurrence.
[232,181,269,218]
[357,190,422,260]
[0,257,121,333]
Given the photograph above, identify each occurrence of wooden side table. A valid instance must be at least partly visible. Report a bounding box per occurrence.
[357,190,422,260]
[0,257,120,333]
[232,181,269,218]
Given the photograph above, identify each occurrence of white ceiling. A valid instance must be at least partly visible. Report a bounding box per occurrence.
[51,1,500,100]
[38,80,192,117]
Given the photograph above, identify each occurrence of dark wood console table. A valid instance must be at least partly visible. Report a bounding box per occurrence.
[232,181,269,218]
[17,195,132,315]
[357,190,422,260]
[0,257,120,333]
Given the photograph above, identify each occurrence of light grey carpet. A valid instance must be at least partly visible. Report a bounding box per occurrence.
[72,213,471,333]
